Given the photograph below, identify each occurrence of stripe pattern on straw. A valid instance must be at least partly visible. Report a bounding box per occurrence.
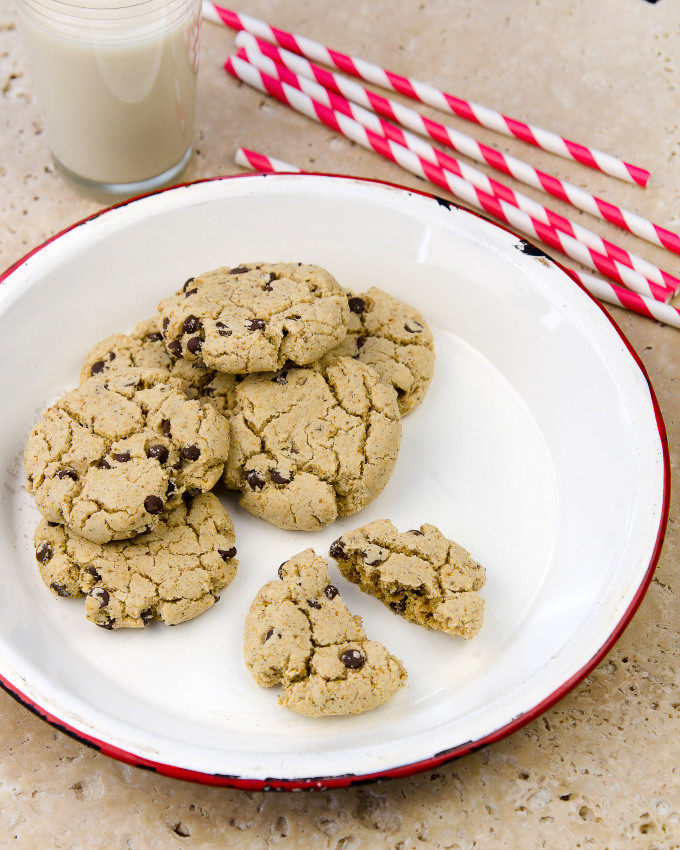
[235,37,678,299]
[233,147,680,331]
[205,2,651,186]
[225,56,671,302]
[234,32,678,290]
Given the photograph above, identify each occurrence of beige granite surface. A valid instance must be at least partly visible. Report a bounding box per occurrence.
[2,0,680,846]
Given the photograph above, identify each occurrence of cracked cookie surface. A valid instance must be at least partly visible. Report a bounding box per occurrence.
[80,317,240,416]
[244,548,407,716]
[317,287,435,416]
[224,357,402,530]
[156,262,350,374]
[24,368,231,543]
[329,519,486,639]
[34,493,238,628]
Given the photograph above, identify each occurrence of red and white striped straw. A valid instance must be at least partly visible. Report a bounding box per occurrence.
[234,33,679,267]
[237,41,678,298]
[234,147,301,172]
[205,2,651,187]
[226,56,669,302]
[567,270,680,330]
[233,147,680,330]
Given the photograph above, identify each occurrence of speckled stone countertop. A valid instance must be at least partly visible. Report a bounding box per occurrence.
[1,0,680,846]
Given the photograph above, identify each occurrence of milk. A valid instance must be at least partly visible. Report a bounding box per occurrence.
[16,0,201,192]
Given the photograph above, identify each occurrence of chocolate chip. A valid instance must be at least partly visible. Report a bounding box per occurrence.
[362,550,383,566]
[145,331,163,342]
[161,419,172,437]
[162,317,169,331]
[264,628,274,641]
[166,480,177,496]
[113,451,131,463]
[50,582,71,598]
[307,598,322,609]
[215,321,232,337]
[355,335,366,351]
[141,610,154,625]
[47,521,60,527]
[89,586,110,608]
[181,445,201,461]
[36,543,52,563]
[218,547,237,561]
[183,314,201,334]
[144,495,163,514]
[247,318,265,332]
[324,585,339,600]
[167,340,182,356]
[57,469,78,480]
[329,538,345,559]
[99,459,111,470]
[107,352,116,361]
[182,277,195,291]
[147,444,169,463]
[246,470,265,490]
[185,288,198,298]
[270,470,291,485]
[278,561,288,579]
[84,566,101,580]
[348,296,366,314]
[409,529,424,535]
[187,487,202,496]
[404,321,423,333]
[340,649,365,669]
[90,360,106,375]
[271,371,288,385]
[96,617,114,630]
[187,336,203,354]
[230,265,249,274]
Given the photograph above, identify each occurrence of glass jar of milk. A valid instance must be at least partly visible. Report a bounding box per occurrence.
[16,0,201,198]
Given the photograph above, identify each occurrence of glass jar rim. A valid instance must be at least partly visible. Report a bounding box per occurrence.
[16,0,200,41]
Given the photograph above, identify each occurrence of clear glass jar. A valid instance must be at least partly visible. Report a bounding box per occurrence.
[16,0,202,199]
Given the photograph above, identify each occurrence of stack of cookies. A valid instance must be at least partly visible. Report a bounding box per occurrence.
[155,261,435,530]
[24,261,487,717]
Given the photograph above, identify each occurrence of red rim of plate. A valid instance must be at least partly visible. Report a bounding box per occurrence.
[0,172,670,791]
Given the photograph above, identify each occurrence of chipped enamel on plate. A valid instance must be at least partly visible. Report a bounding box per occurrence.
[0,175,667,788]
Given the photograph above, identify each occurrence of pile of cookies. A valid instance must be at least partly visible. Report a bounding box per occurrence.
[24,261,485,716]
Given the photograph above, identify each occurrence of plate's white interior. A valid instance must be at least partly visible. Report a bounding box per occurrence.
[0,175,665,782]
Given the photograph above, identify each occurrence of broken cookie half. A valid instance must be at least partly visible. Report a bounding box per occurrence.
[329,519,486,640]
[244,548,407,716]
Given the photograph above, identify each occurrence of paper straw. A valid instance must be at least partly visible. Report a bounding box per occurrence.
[234,147,301,172]
[233,147,680,330]
[226,56,669,302]
[567,270,680,330]
[237,41,678,298]
[206,2,651,187]
[234,34,678,273]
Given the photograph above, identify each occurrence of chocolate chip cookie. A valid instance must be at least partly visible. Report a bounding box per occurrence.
[156,262,350,374]
[224,357,402,530]
[329,519,486,639]
[318,287,435,416]
[244,548,407,716]
[80,317,240,416]
[24,368,231,544]
[34,493,238,628]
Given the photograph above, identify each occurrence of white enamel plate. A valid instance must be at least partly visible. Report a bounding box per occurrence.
[0,175,668,789]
